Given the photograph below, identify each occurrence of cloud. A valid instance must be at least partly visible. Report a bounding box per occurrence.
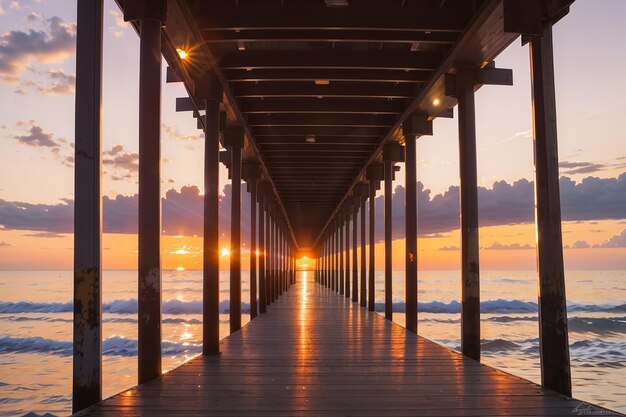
[483,242,533,250]
[501,129,532,143]
[379,173,626,241]
[567,240,590,249]
[593,229,626,248]
[438,245,459,251]
[22,231,66,238]
[0,241,10,247]
[14,123,58,147]
[0,16,76,83]
[108,10,127,38]
[18,69,76,95]
[0,184,252,243]
[559,161,606,175]
[162,124,200,141]
[0,174,625,247]
[103,145,139,175]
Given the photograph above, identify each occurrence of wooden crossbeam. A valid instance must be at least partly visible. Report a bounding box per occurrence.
[203,29,459,44]
[251,126,388,137]
[232,81,416,99]
[219,50,441,71]
[197,5,468,32]
[256,136,380,145]
[247,113,396,127]
[260,144,376,152]
[238,98,406,115]
[224,69,430,84]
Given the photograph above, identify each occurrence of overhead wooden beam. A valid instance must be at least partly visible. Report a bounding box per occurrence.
[238,98,406,114]
[263,154,369,161]
[260,144,376,152]
[232,82,416,99]
[220,50,441,71]
[225,68,430,84]
[246,113,397,127]
[252,126,388,137]
[204,29,459,44]
[197,5,468,32]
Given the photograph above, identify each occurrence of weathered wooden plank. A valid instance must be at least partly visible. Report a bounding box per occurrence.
[74,273,608,417]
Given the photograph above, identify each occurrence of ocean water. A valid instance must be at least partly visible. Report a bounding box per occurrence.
[0,269,624,416]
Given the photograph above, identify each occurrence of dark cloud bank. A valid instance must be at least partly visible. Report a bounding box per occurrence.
[1,174,625,244]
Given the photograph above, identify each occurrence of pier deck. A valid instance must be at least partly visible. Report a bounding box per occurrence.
[73,273,604,416]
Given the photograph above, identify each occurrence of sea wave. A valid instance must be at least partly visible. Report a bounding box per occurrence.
[435,337,626,365]
[1,299,624,316]
[0,335,202,357]
[0,299,252,315]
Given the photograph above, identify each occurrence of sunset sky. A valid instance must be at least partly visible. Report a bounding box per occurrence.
[0,0,625,270]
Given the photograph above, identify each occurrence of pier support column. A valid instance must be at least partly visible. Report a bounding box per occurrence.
[279,227,284,295]
[356,184,369,307]
[73,0,103,411]
[268,210,273,303]
[344,207,350,299]
[352,196,359,303]
[272,214,280,301]
[445,68,481,361]
[258,183,267,313]
[124,0,167,383]
[243,163,260,320]
[444,62,512,360]
[402,114,433,334]
[226,128,244,333]
[266,205,272,305]
[366,164,383,312]
[529,23,571,397]
[383,144,404,321]
[196,77,222,355]
[331,218,336,291]
[339,214,345,295]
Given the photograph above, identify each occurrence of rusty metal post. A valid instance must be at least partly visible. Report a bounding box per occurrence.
[131,0,167,383]
[72,0,103,411]
[530,24,571,396]
[352,197,358,303]
[226,128,244,333]
[403,114,432,334]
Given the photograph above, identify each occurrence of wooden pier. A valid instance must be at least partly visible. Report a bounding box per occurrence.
[74,273,600,417]
[68,0,614,414]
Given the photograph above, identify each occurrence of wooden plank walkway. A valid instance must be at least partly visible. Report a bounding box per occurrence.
[75,273,612,416]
